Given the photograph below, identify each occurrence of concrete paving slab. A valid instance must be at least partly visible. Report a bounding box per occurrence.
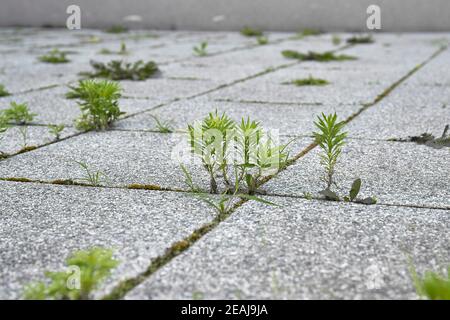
[125,196,450,300]
[0,180,216,299]
[264,139,450,209]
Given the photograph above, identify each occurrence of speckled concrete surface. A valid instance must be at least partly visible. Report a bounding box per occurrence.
[0,29,448,300]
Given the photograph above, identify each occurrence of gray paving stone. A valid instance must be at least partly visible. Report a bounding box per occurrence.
[0,180,216,299]
[264,139,450,209]
[125,196,450,300]
[0,131,310,190]
[115,97,360,136]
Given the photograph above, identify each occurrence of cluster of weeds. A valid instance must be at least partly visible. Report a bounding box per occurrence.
[181,111,290,214]
[47,124,65,140]
[193,42,208,57]
[294,29,322,39]
[1,102,36,125]
[105,25,128,34]
[282,75,330,86]
[74,161,109,186]
[81,60,159,80]
[313,113,376,204]
[410,264,450,300]
[257,36,268,45]
[396,125,450,149]
[282,50,356,62]
[99,42,129,55]
[150,114,173,133]
[38,49,70,63]
[0,84,10,97]
[24,247,119,300]
[68,79,123,131]
[346,34,374,44]
[240,27,263,37]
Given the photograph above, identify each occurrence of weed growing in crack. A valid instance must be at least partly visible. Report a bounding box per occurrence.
[403,125,450,149]
[99,42,129,55]
[38,49,70,63]
[1,102,36,124]
[257,36,268,45]
[193,42,208,57]
[150,114,173,133]
[313,113,376,204]
[24,247,118,300]
[18,126,29,149]
[281,50,356,62]
[282,75,330,86]
[105,25,128,34]
[0,118,9,157]
[0,84,10,97]
[332,34,342,45]
[295,29,322,39]
[48,124,65,140]
[69,80,123,131]
[74,161,109,186]
[81,60,159,80]
[410,264,450,300]
[346,34,374,44]
[240,27,263,37]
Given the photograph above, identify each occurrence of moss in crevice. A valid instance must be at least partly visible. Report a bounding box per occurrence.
[282,76,330,86]
[127,183,163,191]
[281,50,356,62]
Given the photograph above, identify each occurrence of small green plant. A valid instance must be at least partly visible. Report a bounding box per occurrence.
[74,161,109,186]
[105,25,128,34]
[150,114,173,133]
[410,264,450,300]
[240,27,263,37]
[81,60,159,80]
[342,178,377,205]
[38,49,70,63]
[24,247,118,300]
[70,80,123,131]
[18,126,29,149]
[48,124,65,140]
[282,75,330,86]
[0,118,9,157]
[193,41,208,57]
[294,29,322,39]
[0,84,10,97]
[1,102,36,124]
[256,36,268,45]
[281,50,356,62]
[99,42,129,55]
[332,34,342,45]
[346,34,374,44]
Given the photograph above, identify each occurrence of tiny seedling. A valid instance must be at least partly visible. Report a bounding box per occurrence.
[313,113,347,192]
[193,42,208,57]
[346,34,374,44]
[293,29,322,39]
[69,80,123,131]
[38,49,70,63]
[0,84,10,97]
[105,25,128,34]
[18,126,29,149]
[81,60,159,80]
[343,178,377,205]
[0,118,9,157]
[1,102,36,124]
[48,124,65,140]
[281,50,356,62]
[257,36,268,45]
[240,27,263,37]
[24,247,118,300]
[99,42,129,55]
[150,114,173,133]
[410,264,450,300]
[282,75,330,86]
[332,34,342,45]
[74,161,109,186]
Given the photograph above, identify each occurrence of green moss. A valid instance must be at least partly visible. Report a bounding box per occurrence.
[127,183,163,191]
[0,84,10,97]
[283,76,330,86]
[17,145,37,154]
[0,177,34,183]
[346,34,374,44]
[282,50,357,62]
[240,27,263,37]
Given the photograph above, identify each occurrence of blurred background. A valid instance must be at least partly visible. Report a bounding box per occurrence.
[1,0,449,31]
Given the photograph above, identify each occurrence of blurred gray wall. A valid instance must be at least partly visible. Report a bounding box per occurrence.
[0,0,449,31]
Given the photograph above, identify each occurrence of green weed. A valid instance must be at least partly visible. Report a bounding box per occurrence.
[1,102,36,124]
[38,49,70,63]
[410,264,450,300]
[282,50,356,62]
[150,114,173,133]
[193,42,208,57]
[346,34,374,44]
[48,124,65,140]
[240,27,263,37]
[74,161,109,186]
[105,25,128,34]
[282,76,330,86]
[0,84,10,97]
[257,36,268,45]
[81,60,159,80]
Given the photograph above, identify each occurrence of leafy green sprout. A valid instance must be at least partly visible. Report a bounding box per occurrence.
[296,29,322,38]
[346,34,374,44]
[410,263,450,300]
[0,84,10,97]
[48,124,65,140]
[74,161,109,186]
[24,247,119,300]
[313,113,347,191]
[257,36,268,45]
[1,102,36,124]
[38,49,70,64]
[240,27,263,37]
[18,126,29,149]
[282,76,330,86]
[281,50,356,62]
[149,114,173,133]
[81,60,159,81]
[68,79,124,131]
[99,42,129,55]
[193,42,208,57]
